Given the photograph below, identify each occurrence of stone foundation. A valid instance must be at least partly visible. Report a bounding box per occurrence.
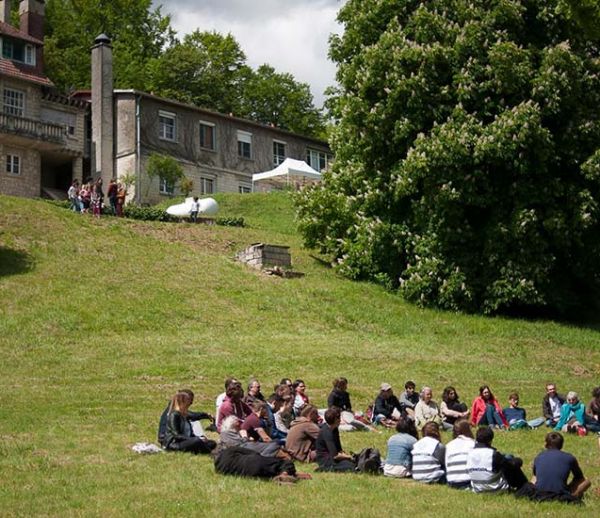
[236,243,292,269]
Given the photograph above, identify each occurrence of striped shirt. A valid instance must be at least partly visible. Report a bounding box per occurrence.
[445,435,475,486]
[411,436,446,483]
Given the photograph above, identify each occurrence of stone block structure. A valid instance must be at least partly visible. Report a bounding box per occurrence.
[237,243,292,270]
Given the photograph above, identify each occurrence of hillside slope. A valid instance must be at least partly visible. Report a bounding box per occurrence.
[1,193,599,516]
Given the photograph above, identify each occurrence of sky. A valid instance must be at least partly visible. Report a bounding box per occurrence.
[153,0,346,108]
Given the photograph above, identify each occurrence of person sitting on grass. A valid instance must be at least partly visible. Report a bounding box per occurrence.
[411,422,446,484]
[328,377,352,411]
[399,381,419,418]
[164,391,217,454]
[243,378,265,406]
[529,432,591,503]
[292,379,310,416]
[554,391,587,435]
[274,395,294,437]
[585,386,600,433]
[219,415,280,457]
[286,404,321,462]
[214,445,311,484]
[470,385,508,429]
[217,381,251,432]
[158,388,214,447]
[415,387,447,431]
[503,392,544,429]
[315,407,356,472]
[466,426,528,493]
[241,401,272,443]
[215,377,237,429]
[445,419,475,490]
[373,383,405,427]
[383,416,418,478]
[441,386,469,427]
[542,382,565,428]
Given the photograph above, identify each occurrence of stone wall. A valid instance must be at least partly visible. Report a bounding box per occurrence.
[0,144,40,197]
[237,243,292,269]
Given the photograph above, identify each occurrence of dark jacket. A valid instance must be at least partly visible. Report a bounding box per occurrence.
[158,403,211,446]
[164,411,193,448]
[327,389,352,411]
[542,394,565,421]
[374,394,404,419]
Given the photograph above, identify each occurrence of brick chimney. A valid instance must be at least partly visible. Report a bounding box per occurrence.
[91,34,115,184]
[0,0,11,24]
[19,0,44,40]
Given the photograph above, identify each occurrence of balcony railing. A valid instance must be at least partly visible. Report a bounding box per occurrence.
[0,112,66,144]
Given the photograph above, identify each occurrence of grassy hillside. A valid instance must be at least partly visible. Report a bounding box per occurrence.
[1,192,599,517]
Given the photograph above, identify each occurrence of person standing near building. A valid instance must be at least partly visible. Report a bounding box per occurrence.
[107,178,118,215]
[67,180,80,212]
[189,196,200,223]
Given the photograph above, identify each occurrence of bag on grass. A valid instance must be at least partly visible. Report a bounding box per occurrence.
[354,447,381,474]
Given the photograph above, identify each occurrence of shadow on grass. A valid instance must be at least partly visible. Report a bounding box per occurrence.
[0,246,34,277]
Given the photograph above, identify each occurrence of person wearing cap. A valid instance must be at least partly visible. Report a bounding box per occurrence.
[373,383,405,426]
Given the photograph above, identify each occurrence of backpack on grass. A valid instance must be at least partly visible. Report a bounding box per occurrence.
[354,447,381,474]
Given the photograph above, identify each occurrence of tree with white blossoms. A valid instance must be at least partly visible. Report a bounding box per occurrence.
[295,0,600,316]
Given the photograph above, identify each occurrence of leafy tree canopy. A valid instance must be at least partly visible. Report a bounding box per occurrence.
[296,0,600,316]
[44,0,174,91]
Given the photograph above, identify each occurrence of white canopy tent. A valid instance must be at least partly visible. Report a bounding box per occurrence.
[252,158,321,190]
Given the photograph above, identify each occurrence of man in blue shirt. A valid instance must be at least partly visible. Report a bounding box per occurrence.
[531,432,591,503]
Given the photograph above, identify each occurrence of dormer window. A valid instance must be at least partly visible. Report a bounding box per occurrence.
[1,38,36,66]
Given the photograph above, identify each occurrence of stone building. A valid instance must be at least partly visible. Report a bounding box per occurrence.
[78,35,332,205]
[0,0,87,199]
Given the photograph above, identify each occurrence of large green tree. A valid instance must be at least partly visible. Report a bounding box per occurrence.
[240,64,325,137]
[296,0,600,316]
[146,30,249,115]
[44,0,173,91]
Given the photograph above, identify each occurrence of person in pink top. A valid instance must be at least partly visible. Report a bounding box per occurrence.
[217,381,252,432]
[471,385,508,429]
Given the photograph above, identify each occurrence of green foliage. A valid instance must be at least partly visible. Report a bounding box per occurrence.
[147,30,248,114]
[44,0,174,91]
[146,153,184,196]
[559,0,600,39]
[240,64,325,137]
[215,216,245,227]
[122,205,175,222]
[297,0,600,316]
[179,177,194,197]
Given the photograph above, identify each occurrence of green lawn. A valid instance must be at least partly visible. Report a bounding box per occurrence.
[1,192,599,517]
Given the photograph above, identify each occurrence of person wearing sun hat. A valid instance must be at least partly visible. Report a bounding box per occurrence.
[373,382,405,426]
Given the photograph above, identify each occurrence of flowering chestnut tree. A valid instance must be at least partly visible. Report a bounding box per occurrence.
[296,0,600,315]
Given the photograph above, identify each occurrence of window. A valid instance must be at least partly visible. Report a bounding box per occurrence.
[306,148,332,172]
[199,177,214,195]
[1,39,35,65]
[159,177,174,195]
[238,184,251,194]
[199,121,216,150]
[3,88,24,117]
[6,155,20,175]
[273,140,286,166]
[159,110,176,141]
[237,130,252,159]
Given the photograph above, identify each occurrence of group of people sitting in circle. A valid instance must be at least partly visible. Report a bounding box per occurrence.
[156,377,598,500]
[67,178,127,217]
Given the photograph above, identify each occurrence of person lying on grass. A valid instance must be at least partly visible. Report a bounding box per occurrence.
[315,407,355,472]
[164,391,217,454]
[214,445,311,484]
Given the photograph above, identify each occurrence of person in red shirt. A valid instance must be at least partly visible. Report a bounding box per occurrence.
[470,385,508,429]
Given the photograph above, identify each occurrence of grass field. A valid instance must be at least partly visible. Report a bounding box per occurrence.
[1,192,599,517]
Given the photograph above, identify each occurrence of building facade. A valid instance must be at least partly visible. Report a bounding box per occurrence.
[85,36,332,205]
[0,0,87,199]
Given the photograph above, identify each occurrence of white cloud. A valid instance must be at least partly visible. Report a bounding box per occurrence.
[154,0,346,107]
